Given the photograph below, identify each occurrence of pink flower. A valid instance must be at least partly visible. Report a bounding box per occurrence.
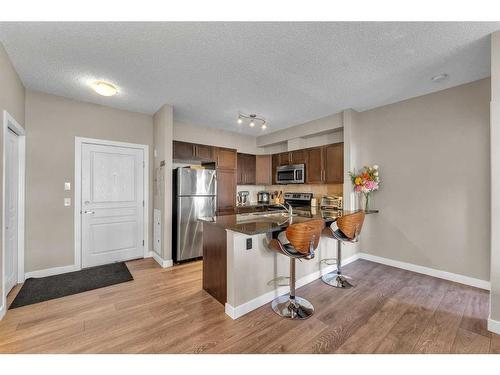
[354,185,362,192]
[365,181,378,191]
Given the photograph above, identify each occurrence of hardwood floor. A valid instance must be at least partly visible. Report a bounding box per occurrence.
[0,258,498,354]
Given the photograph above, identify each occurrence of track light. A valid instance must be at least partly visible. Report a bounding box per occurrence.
[236,112,268,130]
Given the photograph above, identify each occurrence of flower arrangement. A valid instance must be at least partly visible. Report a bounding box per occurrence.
[349,165,380,211]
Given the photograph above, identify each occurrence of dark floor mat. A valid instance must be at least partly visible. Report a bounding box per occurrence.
[9,262,133,309]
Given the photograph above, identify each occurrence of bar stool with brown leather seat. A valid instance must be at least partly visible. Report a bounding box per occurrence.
[268,219,325,319]
[322,211,365,288]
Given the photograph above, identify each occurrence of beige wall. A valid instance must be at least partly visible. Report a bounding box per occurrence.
[353,78,491,282]
[173,121,260,154]
[256,112,343,148]
[24,90,154,273]
[153,104,174,261]
[0,43,25,314]
[490,31,500,322]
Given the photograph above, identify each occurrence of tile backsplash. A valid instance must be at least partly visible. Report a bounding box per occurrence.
[237,184,343,203]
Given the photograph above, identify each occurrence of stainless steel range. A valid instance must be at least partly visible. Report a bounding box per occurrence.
[283,192,313,207]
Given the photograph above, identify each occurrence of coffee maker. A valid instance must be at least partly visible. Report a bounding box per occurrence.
[257,191,270,204]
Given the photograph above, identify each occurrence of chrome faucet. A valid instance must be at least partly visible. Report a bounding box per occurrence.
[276,202,293,217]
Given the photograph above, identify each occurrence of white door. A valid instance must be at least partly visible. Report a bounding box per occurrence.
[5,129,19,293]
[81,143,145,268]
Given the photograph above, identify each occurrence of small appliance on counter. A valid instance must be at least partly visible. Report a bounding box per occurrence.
[310,197,318,207]
[320,195,343,210]
[257,191,270,204]
[237,191,250,205]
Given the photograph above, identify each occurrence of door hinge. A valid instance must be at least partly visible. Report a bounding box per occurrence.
[142,240,144,246]
[143,161,145,168]
[142,200,145,207]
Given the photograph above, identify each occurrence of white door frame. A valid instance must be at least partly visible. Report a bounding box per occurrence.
[74,137,149,269]
[1,111,26,317]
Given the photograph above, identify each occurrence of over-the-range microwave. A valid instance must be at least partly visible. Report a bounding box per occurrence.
[276,164,305,184]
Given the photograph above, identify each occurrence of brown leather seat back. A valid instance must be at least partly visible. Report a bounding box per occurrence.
[336,211,365,240]
[285,219,325,255]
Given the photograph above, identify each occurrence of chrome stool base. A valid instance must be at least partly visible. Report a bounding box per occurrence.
[271,294,314,320]
[322,272,355,288]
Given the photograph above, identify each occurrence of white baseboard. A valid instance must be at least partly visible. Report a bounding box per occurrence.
[358,252,490,290]
[25,264,80,279]
[488,317,500,334]
[225,253,360,320]
[148,251,173,268]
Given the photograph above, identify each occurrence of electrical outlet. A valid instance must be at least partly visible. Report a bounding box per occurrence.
[246,238,252,250]
[64,198,71,207]
[64,182,71,191]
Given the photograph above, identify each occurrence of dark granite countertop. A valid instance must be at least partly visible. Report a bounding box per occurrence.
[235,202,272,207]
[199,209,365,235]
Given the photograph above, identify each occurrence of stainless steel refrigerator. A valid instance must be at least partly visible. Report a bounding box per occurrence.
[173,167,217,262]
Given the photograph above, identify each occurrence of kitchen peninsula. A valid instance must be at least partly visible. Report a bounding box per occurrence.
[199,207,361,319]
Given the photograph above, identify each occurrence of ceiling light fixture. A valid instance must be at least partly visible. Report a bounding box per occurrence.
[91,81,118,96]
[431,73,448,82]
[237,112,268,130]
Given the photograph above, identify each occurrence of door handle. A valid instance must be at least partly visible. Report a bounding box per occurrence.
[83,210,95,214]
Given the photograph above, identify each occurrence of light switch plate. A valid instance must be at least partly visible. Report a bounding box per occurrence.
[64,182,71,191]
[64,198,71,207]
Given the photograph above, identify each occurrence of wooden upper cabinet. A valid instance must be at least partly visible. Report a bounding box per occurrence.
[215,147,237,170]
[272,154,279,185]
[173,141,215,162]
[306,147,324,183]
[324,143,344,183]
[244,154,256,184]
[196,144,214,162]
[290,149,307,165]
[173,141,196,160]
[278,152,291,166]
[237,153,256,185]
[256,155,272,185]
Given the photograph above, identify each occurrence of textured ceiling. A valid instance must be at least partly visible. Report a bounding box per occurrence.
[0,22,498,135]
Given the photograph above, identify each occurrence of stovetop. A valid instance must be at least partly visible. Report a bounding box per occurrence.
[283,192,313,207]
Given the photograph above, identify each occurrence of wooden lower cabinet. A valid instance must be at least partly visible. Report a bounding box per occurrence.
[202,223,227,304]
